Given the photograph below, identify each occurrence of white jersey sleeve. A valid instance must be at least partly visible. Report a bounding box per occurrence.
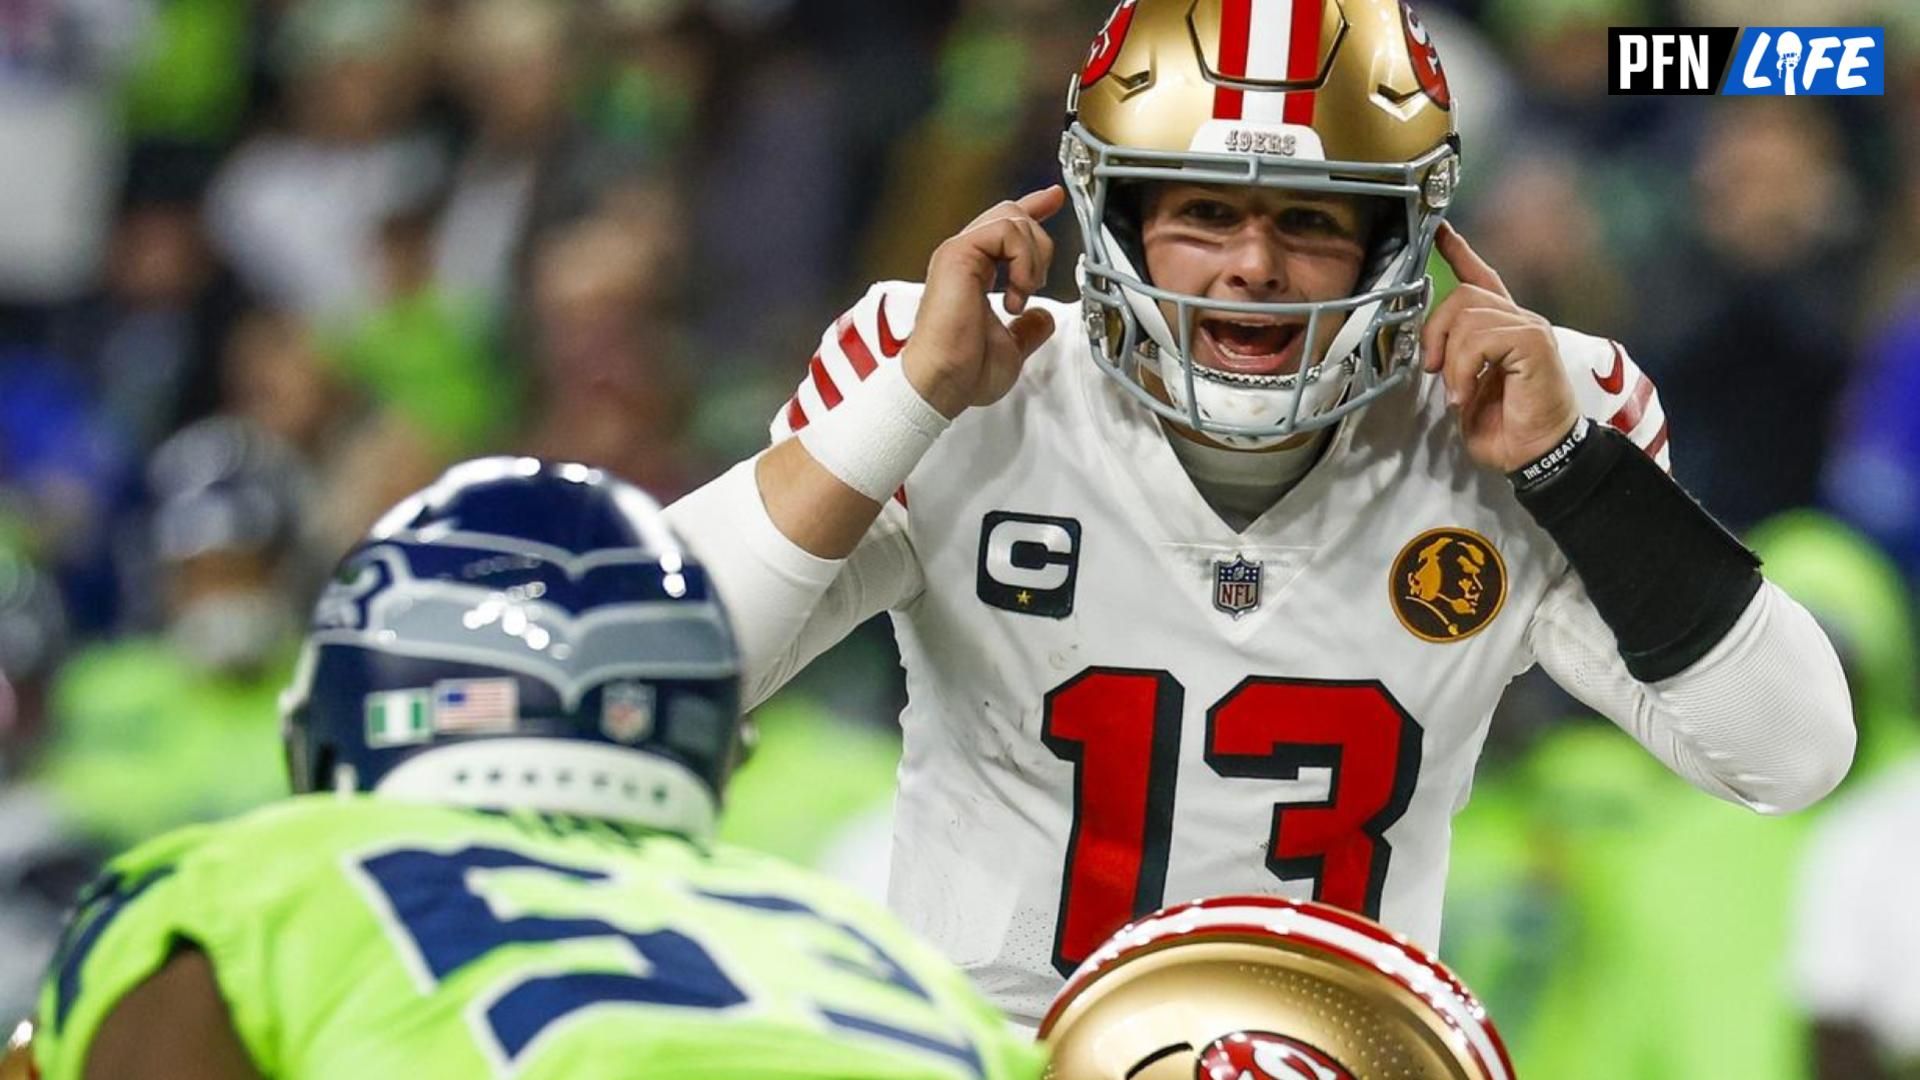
[1555,329,1671,472]
[1529,572,1852,812]
[665,283,932,708]
[1527,331,1853,813]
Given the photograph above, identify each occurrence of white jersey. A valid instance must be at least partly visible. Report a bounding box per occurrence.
[667,281,1851,1026]
[1791,760,1920,1057]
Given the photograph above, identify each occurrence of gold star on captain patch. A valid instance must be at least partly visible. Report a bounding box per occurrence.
[1016,590,1033,607]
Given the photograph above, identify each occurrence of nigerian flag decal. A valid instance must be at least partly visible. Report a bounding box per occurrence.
[365,690,431,747]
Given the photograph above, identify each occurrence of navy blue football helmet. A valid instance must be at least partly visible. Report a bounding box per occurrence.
[281,458,741,836]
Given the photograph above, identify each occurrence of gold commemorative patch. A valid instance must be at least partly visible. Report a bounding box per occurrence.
[1390,527,1507,643]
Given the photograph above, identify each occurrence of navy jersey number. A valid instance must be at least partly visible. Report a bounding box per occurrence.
[48,867,177,1029]
[357,846,980,1076]
[358,846,745,1064]
[698,890,982,1077]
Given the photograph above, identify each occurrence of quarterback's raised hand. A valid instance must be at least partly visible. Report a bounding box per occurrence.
[1421,224,1583,474]
[743,187,1064,561]
[904,187,1064,419]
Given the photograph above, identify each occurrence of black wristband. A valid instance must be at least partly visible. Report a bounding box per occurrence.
[1510,418,1591,492]
[1513,424,1761,682]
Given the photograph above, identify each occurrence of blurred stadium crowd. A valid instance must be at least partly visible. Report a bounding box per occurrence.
[1,0,1918,1074]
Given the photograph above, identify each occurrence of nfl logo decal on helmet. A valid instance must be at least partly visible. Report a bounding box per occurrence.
[600,681,657,744]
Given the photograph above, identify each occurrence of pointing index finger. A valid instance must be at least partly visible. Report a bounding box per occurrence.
[1436,223,1510,301]
[1016,185,1068,223]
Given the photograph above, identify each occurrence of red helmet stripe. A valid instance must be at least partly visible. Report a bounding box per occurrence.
[1217,1,1323,126]
[1282,0,1321,124]
[1212,0,1253,118]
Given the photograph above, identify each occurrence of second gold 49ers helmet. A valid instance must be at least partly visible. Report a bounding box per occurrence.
[0,1020,34,1080]
[1061,0,1460,447]
[1039,896,1513,1080]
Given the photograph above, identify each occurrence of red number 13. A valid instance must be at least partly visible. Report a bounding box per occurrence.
[1041,670,1421,975]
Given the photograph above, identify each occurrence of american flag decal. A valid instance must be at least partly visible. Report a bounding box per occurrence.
[432,678,519,734]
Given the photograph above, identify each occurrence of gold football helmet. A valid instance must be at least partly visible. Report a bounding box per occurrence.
[1,1019,35,1080]
[1061,0,1459,447]
[1039,896,1513,1080]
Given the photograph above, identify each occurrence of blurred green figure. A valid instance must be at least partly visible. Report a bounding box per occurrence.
[718,693,902,902]
[118,0,253,144]
[326,202,512,459]
[1445,509,1908,1078]
[33,419,307,852]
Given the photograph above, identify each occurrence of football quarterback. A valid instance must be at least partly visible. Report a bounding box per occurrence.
[26,461,1040,1080]
[665,0,1854,1027]
[1042,895,1512,1080]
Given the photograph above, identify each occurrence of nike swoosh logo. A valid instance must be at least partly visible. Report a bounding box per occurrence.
[877,298,910,358]
[1594,342,1626,394]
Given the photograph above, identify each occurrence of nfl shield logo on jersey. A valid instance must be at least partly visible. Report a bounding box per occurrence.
[1213,555,1263,618]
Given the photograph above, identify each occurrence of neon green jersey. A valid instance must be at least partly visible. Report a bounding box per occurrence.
[37,796,1043,1080]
